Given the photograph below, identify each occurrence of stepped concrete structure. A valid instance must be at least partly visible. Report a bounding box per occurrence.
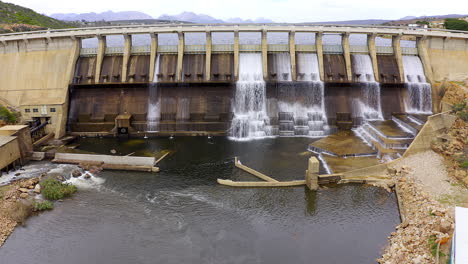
[0,24,467,137]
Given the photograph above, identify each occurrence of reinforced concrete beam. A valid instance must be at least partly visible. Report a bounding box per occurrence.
[149,33,158,82]
[367,33,380,82]
[289,31,297,81]
[416,36,434,84]
[316,32,325,81]
[342,32,352,81]
[417,36,436,112]
[262,29,268,80]
[121,34,131,82]
[177,32,184,81]
[94,35,106,83]
[392,35,405,83]
[57,37,81,139]
[205,31,212,81]
[234,30,239,80]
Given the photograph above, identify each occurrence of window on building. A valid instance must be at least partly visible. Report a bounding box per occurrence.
[50,108,56,112]
[33,108,38,113]
[25,109,30,113]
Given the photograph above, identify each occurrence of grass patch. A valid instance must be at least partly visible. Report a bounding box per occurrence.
[0,185,11,199]
[6,201,33,225]
[41,179,77,200]
[428,235,446,257]
[33,200,54,211]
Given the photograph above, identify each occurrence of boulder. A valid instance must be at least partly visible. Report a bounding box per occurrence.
[72,170,82,178]
[19,193,28,199]
[18,188,29,193]
[83,173,91,179]
[34,184,41,194]
[440,218,452,234]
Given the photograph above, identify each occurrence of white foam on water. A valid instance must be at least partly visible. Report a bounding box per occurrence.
[65,171,106,190]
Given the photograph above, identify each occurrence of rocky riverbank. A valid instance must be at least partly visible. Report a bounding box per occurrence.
[0,163,87,247]
[379,93,467,263]
[0,177,42,246]
[378,166,455,263]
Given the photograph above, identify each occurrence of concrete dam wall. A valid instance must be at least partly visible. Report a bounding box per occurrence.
[0,24,467,138]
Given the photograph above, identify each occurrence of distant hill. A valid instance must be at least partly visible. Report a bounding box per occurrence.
[51,10,153,22]
[158,12,223,23]
[306,19,391,25]
[0,0,72,32]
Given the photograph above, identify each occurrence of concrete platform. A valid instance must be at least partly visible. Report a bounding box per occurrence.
[322,155,381,174]
[368,120,414,138]
[309,131,377,157]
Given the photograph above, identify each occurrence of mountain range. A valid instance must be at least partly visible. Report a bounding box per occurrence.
[50,11,275,24]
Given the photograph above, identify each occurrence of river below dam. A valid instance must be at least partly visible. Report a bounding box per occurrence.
[0,137,399,264]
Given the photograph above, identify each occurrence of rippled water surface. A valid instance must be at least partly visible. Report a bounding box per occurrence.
[0,137,399,264]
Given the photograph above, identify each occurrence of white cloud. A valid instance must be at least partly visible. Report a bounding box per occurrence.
[7,0,467,22]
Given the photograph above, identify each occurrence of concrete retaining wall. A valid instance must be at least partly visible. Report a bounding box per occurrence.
[53,153,156,172]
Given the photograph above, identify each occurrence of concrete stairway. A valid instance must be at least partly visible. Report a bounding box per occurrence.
[355,114,428,160]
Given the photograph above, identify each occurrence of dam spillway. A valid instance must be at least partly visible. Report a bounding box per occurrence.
[2,24,464,139]
[351,54,383,121]
[402,55,433,114]
[230,53,269,139]
[67,32,433,139]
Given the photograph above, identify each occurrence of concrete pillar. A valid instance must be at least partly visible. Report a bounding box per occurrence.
[261,29,268,80]
[416,36,434,83]
[306,156,319,190]
[417,36,436,112]
[177,31,184,82]
[234,30,240,80]
[205,31,212,81]
[57,37,81,139]
[342,32,352,82]
[392,35,405,83]
[121,34,132,82]
[94,35,106,83]
[148,33,158,82]
[367,33,380,82]
[289,31,297,81]
[316,32,325,81]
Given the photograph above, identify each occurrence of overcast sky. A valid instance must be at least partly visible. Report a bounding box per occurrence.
[9,0,467,22]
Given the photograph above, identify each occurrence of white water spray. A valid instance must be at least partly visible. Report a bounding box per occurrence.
[402,55,432,114]
[277,53,328,136]
[230,53,270,139]
[147,54,161,132]
[351,54,383,120]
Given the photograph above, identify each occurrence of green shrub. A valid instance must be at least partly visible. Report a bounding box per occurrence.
[452,102,467,112]
[444,18,468,31]
[457,111,468,122]
[33,200,54,211]
[41,179,77,200]
[0,106,16,123]
[428,235,446,257]
[460,160,468,169]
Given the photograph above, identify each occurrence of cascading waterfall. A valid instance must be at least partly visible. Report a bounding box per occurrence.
[351,54,383,121]
[272,53,292,81]
[277,53,328,137]
[146,54,161,132]
[296,53,320,82]
[230,53,270,139]
[402,56,432,114]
